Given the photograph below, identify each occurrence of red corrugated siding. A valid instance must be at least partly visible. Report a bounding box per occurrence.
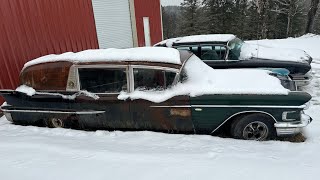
[134,0,163,47]
[0,0,98,92]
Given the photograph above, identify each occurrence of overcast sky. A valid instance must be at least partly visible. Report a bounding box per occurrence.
[161,0,183,6]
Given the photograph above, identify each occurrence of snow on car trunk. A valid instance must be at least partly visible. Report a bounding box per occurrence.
[119,55,289,103]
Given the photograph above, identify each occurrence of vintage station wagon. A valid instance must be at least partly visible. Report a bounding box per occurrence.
[0,47,313,140]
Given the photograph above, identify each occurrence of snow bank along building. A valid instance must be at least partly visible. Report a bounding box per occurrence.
[0,0,163,96]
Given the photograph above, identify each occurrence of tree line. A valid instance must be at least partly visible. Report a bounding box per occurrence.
[162,0,320,40]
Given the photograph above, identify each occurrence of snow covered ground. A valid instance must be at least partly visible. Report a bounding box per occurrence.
[1,35,320,180]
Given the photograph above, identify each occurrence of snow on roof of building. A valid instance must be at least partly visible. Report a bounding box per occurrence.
[23,47,181,69]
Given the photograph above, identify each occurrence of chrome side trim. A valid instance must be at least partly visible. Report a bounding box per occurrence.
[1,109,105,115]
[210,111,278,134]
[192,105,306,109]
[150,104,306,109]
[150,105,191,108]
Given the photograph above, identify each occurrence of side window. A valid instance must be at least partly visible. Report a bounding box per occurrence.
[133,68,177,91]
[175,46,198,55]
[78,68,127,93]
[200,45,226,60]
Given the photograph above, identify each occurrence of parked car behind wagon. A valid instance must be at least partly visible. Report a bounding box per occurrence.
[0,47,312,140]
[155,34,313,87]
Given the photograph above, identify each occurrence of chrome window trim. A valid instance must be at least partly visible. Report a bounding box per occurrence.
[130,65,179,72]
[74,65,130,94]
[130,65,179,90]
[174,44,229,61]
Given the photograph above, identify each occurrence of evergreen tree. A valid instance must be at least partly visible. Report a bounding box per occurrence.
[179,0,203,36]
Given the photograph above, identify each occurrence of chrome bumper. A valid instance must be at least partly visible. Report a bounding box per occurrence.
[291,72,313,87]
[274,114,312,136]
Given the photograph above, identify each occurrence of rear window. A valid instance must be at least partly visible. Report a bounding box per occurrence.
[20,62,72,90]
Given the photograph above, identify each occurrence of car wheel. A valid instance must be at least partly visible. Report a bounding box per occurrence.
[46,117,65,128]
[230,113,276,141]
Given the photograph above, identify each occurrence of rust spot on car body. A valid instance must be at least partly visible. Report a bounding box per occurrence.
[170,108,191,117]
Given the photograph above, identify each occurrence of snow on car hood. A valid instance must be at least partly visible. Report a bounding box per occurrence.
[240,42,311,63]
[119,55,289,103]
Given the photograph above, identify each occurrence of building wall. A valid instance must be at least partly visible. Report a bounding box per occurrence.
[0,0,98,91]
[0,0,163,103]
[91,0,134,48]
[134,0,163,46]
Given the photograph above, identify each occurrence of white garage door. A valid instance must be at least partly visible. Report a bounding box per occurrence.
[91,0,134,49]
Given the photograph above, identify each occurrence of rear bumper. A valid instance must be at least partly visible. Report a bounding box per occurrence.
[274,114,312,136]
[291,73,312,87]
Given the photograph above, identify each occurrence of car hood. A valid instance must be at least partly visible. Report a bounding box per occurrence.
[240,43,312,64]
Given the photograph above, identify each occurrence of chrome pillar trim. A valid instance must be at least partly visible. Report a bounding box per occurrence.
[1,109,105,115]
[274,114,311,136]
[66,65,78,91]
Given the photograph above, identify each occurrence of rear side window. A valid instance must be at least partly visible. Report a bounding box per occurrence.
[175,46,198,55]
[133,68,177,91]
[78,68,127,93]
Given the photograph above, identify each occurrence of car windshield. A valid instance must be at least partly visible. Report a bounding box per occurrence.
[228,38,244,60]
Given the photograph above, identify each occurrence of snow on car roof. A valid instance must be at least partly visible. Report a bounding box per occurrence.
[178,34,236,43]
[155,34,236,47]
[23,47,181,69]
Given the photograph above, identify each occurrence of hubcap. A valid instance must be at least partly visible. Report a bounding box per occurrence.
[51,118,64,128]
[242,121,268,140]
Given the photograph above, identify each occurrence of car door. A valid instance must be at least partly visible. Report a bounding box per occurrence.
[129,65,195,133]
[73,65,132,130]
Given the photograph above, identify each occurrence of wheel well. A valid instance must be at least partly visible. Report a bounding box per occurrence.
[212,111,277,134]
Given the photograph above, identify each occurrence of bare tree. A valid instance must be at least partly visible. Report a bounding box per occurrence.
[305,0,320,33]
[273,0,305,37]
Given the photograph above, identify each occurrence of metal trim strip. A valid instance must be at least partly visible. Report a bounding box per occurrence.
[1,109,105,115]
[150,105,306,109]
